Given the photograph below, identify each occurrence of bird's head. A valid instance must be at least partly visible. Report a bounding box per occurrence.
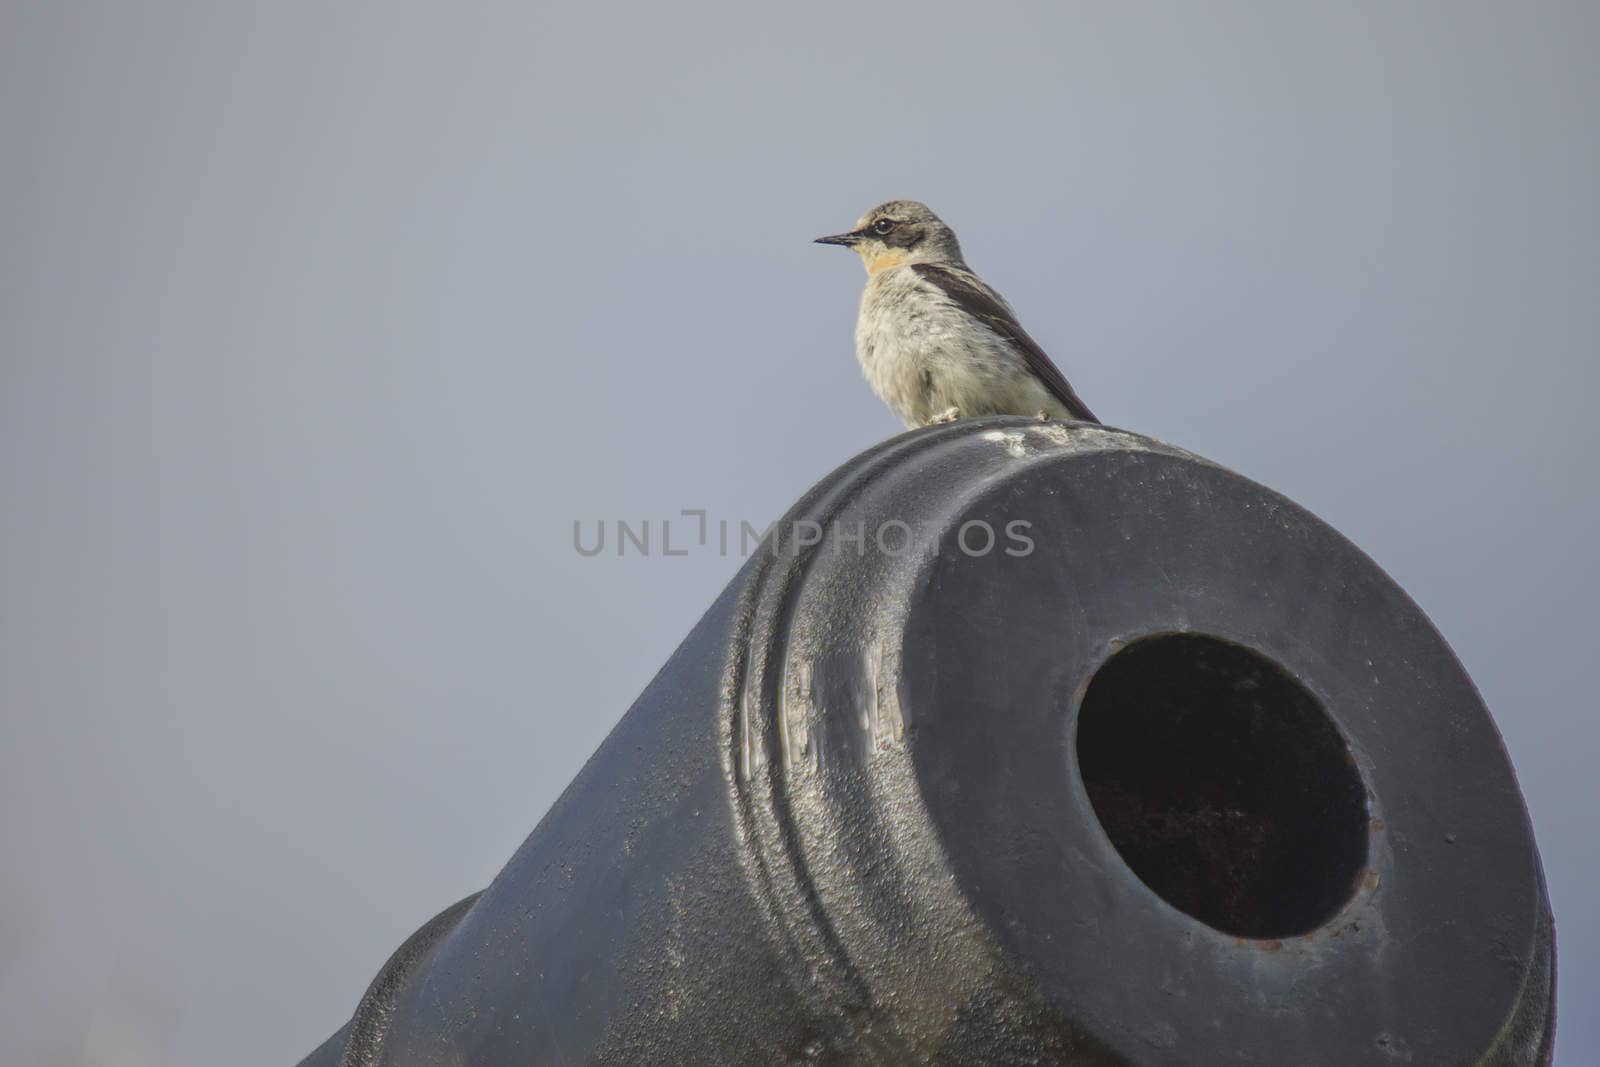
[815,200,965,274]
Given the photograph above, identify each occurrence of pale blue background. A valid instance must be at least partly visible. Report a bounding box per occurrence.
[2,2,1594,1063]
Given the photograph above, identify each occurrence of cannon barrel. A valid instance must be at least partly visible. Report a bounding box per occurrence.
[301,418,1554,1065]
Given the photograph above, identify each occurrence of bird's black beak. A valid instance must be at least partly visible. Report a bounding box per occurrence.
[814,231,863,247]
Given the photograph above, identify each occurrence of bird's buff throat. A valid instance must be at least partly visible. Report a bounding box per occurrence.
[864,250,910,274]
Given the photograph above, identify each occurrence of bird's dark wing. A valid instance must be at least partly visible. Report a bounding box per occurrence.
[911,262,1098,423]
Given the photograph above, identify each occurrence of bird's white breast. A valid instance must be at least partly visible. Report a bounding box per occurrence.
[855,267,1042,427]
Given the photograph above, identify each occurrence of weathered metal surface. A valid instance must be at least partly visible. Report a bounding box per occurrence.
[300,418,1554,1066]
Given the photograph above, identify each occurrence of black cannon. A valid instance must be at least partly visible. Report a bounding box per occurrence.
[301,418,1554,1065]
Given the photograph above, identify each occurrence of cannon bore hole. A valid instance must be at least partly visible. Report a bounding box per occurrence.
[1075,634,1368,939]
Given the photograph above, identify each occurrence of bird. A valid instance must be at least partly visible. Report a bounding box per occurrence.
[816,200,1097,429]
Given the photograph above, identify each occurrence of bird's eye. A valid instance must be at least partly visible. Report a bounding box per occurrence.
[872,218,896,235]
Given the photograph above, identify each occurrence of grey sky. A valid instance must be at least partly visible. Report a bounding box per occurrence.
[2,2,1595,1063]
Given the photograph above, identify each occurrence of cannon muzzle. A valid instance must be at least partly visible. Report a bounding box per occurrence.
[301,418,1554,1065]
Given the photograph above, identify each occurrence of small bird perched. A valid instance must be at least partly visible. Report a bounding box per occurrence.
[816,200,1097,428]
